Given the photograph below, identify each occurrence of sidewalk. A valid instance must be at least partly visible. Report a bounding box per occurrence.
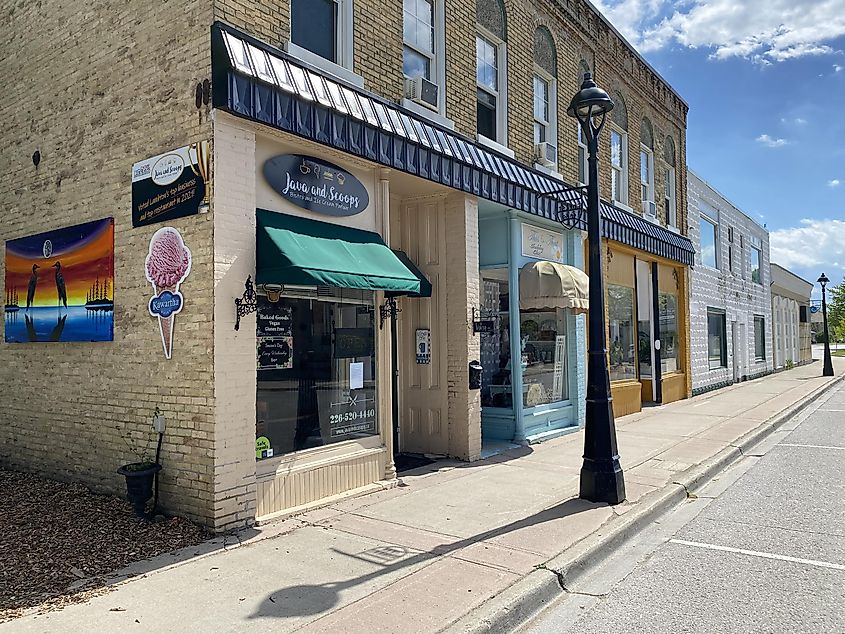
[7,359,844,633]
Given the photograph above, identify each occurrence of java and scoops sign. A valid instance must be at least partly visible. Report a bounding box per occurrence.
[132,142,210,228]
[263,154,369,217]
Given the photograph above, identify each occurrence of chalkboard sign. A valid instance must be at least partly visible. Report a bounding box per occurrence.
[335,328,374,359]
[258,336,293,370]
[257,298,293,370]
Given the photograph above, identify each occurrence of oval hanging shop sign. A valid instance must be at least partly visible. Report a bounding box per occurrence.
[263,154,369,217]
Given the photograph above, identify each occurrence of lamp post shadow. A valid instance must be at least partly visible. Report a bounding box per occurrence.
[247,496,602,620]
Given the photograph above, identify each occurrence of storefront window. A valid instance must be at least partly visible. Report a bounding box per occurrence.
[255,290,378,459]
[659,293,680,373]
[520,310,567,407]
[608,284,636,381]
[480,269,512,408]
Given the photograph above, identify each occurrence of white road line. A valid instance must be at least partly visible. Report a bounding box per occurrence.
[778,443,845,450]
[669,539,845,571]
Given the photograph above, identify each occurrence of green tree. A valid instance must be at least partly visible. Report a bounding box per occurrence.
[826,278,845,343]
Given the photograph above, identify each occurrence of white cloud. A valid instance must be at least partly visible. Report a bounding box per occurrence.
[756,134,788,148]
[590,0,845,64]
[835,64,844,72]
[780,117,808,125]
[770,219,845,284]
[829,179,841,187]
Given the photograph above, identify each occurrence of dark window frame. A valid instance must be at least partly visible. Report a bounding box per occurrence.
[707,308,727,369]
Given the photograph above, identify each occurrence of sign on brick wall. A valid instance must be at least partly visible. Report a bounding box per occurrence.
[132,142,210,227]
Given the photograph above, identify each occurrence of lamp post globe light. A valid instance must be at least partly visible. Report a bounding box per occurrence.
[818,273,834,377]
[567,73,626,505]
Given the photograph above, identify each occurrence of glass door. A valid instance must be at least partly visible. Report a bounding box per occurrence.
[636,260,656,401]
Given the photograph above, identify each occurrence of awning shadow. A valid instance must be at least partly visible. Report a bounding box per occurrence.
[247,496,601,620]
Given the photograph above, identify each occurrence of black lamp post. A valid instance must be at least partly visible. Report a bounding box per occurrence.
[567,73,625,505]
[818,273,834,376]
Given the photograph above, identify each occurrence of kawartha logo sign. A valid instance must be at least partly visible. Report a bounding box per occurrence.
[145,227,192,359]
[263,154,369,217]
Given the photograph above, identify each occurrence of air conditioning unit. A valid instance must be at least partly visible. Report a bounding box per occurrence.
[404,76,438,109]
[535,142,557,167]
[643,200,657,218]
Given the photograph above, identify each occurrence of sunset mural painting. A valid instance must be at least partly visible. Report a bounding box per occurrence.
[4,218,115,343]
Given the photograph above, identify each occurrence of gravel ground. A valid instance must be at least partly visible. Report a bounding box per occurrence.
[0,469,210,621]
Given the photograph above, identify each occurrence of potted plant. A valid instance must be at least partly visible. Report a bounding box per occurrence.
[117,408,165,518]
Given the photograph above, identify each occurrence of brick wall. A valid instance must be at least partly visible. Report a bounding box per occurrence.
[688,170,773,393]
[0,0,217,524]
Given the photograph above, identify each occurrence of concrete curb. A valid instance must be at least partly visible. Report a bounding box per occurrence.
[441,372,845,634]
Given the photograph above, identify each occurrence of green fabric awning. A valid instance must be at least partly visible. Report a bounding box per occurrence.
[256,209,422,294]
[389,250,432,298]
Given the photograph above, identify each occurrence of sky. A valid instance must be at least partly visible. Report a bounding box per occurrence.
[590,0,845,297]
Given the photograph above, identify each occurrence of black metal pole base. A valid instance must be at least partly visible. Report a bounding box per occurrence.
[580,457,626,505]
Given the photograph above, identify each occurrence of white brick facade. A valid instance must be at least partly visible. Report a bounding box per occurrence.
[687,171,773,394]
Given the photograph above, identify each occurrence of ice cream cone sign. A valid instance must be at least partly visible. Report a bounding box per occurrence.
[145,227,192,359]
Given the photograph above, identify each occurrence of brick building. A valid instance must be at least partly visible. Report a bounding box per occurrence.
[1,0,693,530]
[687,170,773,395]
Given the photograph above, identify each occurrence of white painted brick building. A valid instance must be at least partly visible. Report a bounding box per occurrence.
[687,171,773,395]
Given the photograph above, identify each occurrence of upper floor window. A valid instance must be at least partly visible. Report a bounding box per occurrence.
[403,0,434,80]
[577,125,588,185]
[610,128,628,205]
[533,75,551,144]
[532,27,557,166]
[751,241,763,284]
[700,215,718,268]
[476,0,507,146]
[664,136,677,228]
[640,119,655,218]
[290,0,356,83]
[610,92,629,206]
[727,226,735,274]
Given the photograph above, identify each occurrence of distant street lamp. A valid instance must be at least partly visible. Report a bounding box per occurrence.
[567,73,625,505]
[818,273,834,377]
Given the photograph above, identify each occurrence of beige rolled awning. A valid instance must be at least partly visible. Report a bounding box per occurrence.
[519,261,589,314]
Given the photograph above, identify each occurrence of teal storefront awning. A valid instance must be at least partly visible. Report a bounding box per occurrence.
[256,209,424,295]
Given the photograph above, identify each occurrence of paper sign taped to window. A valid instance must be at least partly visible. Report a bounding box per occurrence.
[350,362,364,390]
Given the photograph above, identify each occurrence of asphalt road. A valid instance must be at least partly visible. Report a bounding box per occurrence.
[522,381,845,634]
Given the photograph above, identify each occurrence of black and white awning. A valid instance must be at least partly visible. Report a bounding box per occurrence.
[211,22,695,266]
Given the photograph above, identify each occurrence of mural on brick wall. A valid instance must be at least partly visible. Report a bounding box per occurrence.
[4,218,115,343]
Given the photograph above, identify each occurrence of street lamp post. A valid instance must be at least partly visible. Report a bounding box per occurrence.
[567,73,626,505]
[818,273,834,377]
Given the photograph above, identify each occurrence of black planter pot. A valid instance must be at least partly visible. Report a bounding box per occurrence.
[117,462,162,517]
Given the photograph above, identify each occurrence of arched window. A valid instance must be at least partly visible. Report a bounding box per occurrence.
[609,92,629,206]
[664,136,677,227]
[640,118,655,218]
[578,59,591,82]
[532,27,557,166]
[476,0,508,145]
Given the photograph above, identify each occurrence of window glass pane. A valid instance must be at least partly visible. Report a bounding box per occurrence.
[700,218,717,268]
[520,310,568,407]
[480,270,512,408]
[403,0,433,53]
[707,310,726,369]
[403,47,431,79]
[754,316,766,360]
[608,284,637,381]
[659,293,679,373]
[533,75,548,122]
[291,0,337,62]
[256,292,378,458]
[751,247,762,283]
[533,121,545,144]
[476,35,498,91]
[477,88,497,139]
[610,131,621,167]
